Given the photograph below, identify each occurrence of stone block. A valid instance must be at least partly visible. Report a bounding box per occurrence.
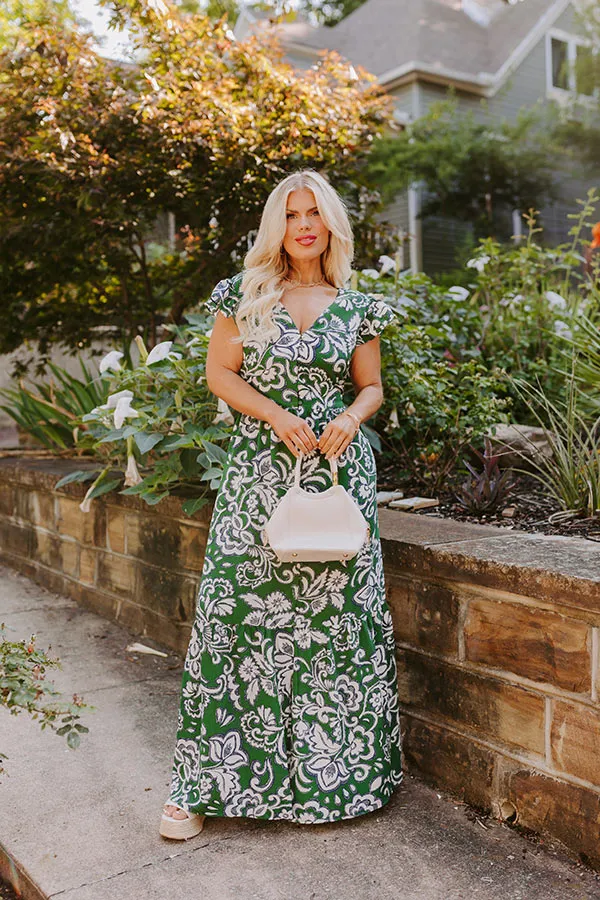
[31,491,56,529]
[60,540,79,577]
[0,482,15,517]
[133,516,182,570]
[96,552,135,599]
[106,507,126,554]
[125,515,140,556]
[127,604,193,655]
[498,762,600,869]
[388,578,459,656]
[400,714,496,811]
[79,548,97,585]
[32,530,62,571]
[397,648,545,755]
[0,519,32,560]
[56,497,94,545]
[551,699,600,784]
[14,489,32,521]
[69,581,121,624]
[464,597,590,693]
[386,577,411,640]
[135,563,198,623]
[179,524,208,572]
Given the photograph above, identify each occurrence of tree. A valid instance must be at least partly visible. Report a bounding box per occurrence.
[366,98,561,241]
[0,0,393,364]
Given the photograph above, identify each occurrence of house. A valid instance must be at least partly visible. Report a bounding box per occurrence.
[235,0,598,273]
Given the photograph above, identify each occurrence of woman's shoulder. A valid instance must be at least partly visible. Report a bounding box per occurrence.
[206,272,244,318]
[345,288,396,345]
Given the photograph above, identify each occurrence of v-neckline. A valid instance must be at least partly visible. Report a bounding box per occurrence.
[277,287,344,336]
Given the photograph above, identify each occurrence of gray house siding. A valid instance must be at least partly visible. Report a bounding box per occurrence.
[553,4,580,33]
[378,189,410,234]
[487,37,548,121]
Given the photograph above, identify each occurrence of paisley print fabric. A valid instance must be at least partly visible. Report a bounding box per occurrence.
[168,272,403,823]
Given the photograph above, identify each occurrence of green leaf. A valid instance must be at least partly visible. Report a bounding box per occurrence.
[87,478,122,500]
[134,431,164,454]
[141,491,170,506]
[67,730,81,749]
[55,470,99,490]
[201,439,228,465]
[181,497,208,516]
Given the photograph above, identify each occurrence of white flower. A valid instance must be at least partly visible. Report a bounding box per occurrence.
[99,350,124,374]
[554,320,572,339]
[384,407,399,433]
[146,341,182,365]
[106,389,134,408]
[378,255,397,276]
[79,484,95,514]
[546,290,567,310]
[147,0,168,15]
[113,396,140,429]
[466,255,490,272]
[211,397,235,426]
[360,269,380,279]
[124,453,143,486]
[447,286,470,302]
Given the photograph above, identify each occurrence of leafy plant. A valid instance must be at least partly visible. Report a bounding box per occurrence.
[62,320,234,515]
[0,359,109,450]
[1,625,92,777]
[0,0,394,364]
[455,437,516,515]
[508,370,600,518]
[376,318,510,493]
[366,96,562,241]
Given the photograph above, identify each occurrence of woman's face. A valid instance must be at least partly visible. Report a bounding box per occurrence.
[282,188,330,264]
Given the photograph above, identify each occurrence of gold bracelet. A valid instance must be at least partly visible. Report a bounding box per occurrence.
[344,409,361,431]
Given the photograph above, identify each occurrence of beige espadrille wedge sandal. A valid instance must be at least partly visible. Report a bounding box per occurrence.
[160,800,205,840]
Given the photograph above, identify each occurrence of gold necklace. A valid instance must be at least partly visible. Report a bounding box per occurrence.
[284,277,328,288]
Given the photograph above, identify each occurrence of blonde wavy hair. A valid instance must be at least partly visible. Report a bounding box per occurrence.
[231,169,354,346]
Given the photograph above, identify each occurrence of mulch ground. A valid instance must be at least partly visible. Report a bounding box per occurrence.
[377,469,600,542]
[0,879,18,900]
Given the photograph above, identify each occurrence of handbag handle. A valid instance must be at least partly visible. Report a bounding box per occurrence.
[293,450,338,488]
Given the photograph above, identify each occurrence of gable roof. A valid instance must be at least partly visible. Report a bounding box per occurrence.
[240,0,576,96]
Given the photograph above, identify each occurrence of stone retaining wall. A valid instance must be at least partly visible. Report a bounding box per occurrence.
[2,457,600,867]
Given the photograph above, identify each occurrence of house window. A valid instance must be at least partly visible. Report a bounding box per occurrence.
[551,37,569,91]
[547,30,596,99]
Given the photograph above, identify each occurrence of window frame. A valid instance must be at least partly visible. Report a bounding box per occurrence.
[545,27,597,104]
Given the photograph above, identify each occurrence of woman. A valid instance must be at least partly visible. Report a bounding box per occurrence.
[160,168,403,838]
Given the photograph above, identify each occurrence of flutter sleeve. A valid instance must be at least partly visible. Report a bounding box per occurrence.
[355,295,396,346]
[204,276,240,318]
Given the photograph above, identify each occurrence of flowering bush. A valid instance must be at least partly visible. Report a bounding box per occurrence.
[60,316,233,515]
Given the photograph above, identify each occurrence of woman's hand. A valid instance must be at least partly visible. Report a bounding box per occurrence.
[318,413,358,460]
[268,408,319,458]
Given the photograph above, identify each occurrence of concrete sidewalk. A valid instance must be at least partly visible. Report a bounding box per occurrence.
[1,565,600,900]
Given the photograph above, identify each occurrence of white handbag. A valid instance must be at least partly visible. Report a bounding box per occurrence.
[263,450,370,563]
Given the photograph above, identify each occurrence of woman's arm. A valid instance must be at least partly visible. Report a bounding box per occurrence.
[318,337,384,459]
[206,311,318,457]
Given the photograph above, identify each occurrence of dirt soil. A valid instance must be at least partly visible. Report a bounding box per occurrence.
[377,469,600,543]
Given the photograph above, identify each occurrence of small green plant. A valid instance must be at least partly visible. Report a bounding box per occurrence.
[1,625,92,777]
[0,359,109,451]
[509,369,600,518]
[455,437,516,515]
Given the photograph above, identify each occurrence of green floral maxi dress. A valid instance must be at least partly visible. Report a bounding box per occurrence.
[168,272,403,824]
